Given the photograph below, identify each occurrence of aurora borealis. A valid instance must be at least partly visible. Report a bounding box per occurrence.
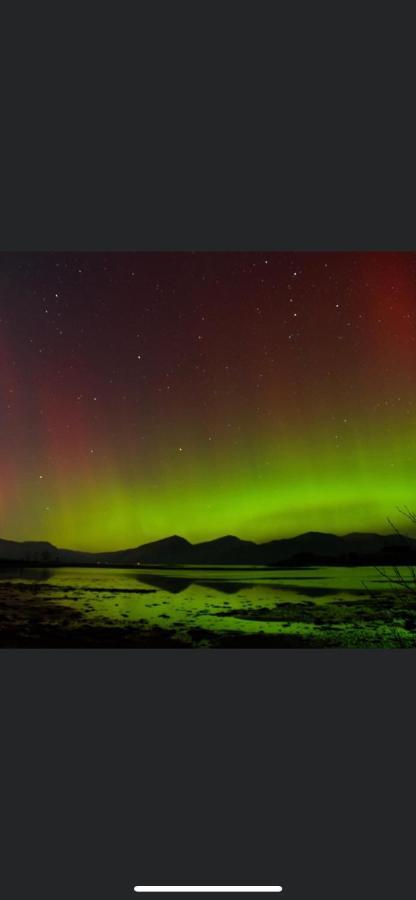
[1,251,416,552]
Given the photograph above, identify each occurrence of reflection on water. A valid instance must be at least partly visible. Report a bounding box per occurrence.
[0,564,414,647]
[0,567,54,583]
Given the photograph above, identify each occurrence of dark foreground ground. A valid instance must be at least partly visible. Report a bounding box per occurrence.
[0,576,416,648]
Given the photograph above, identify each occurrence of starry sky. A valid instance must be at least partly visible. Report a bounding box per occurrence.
[1,251,415,552]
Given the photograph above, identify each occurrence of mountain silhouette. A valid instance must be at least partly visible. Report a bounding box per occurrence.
[112,535,193,566]
[0,530,415,567]
[191,535,258,564]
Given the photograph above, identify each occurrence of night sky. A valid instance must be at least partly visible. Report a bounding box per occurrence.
[1,251,415,551]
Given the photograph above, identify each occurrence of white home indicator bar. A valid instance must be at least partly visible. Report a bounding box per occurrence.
[134,889,283,894]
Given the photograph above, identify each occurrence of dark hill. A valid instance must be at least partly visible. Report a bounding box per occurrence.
[192,535,258,565]
[124,535,193,565]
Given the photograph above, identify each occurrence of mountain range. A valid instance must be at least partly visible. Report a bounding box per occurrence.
[0,531,415,566]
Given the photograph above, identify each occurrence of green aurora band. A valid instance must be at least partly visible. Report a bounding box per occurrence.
[4,417,416,551]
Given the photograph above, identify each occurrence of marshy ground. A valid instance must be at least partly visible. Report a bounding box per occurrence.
[0,565,415,648]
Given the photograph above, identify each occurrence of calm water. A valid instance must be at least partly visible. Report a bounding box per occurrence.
[0,564,414,647]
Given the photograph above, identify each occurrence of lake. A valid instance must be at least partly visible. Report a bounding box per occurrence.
[0,565,415,648]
